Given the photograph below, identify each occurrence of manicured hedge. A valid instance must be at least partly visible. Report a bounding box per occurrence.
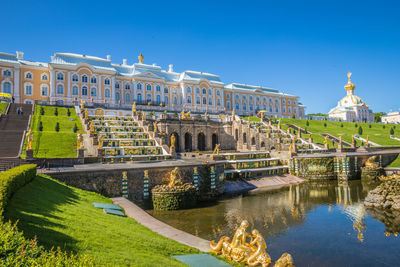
[0,164,37,216]
[152,184,198,210]
[0,165,95,266]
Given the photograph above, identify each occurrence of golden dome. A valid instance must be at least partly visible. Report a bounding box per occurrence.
[344,72,356,91]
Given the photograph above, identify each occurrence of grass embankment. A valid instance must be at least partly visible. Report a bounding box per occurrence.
[22,105,83,158]
[277,118,400,147]
[0,102,8,114]
[388,155,400,167]
[5,174,198,266]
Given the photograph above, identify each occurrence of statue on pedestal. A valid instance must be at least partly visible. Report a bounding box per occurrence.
[26,130,33,150]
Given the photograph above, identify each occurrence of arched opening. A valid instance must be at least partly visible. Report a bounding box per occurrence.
[171,132,180,152]
[184,132,192,152]
[212,133,218,150]
[198,132,206,151]
[251,137,256,146]
[243,133,247,144]
[235,129,239,140]
[261,141,265,148]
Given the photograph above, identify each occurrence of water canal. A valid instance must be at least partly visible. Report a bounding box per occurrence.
[148,181,400,266]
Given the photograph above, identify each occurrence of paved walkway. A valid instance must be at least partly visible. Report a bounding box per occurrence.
[111,197,210,252]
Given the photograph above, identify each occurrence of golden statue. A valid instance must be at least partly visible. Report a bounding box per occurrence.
[352,135,355,144]
[142,112,146,121]
[77,132,84,150]
[168,167,182,187]
[211,220,294,267]
[213,144,221,155]
[365,156,379,169]
[153,121,157,133]
[181,110,191,120]
[84,109,89,120]
[138,53,144,64]
[277,120,281,129]
[26,130,33,150]
[80,100,85,110]
[122,171,127,180]
[132,102,136,114]
[339,136,342,145]
[170,134,176,150]
[232,109,235,118]
[324,135,328,144]
[98,135,104,149]
[366,135,369,146]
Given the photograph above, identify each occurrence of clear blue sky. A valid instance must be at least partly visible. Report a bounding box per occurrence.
[2,0,399,114]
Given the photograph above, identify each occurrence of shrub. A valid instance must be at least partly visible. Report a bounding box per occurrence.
[369,124,372,128]
[67,108,71,117]
[306,120,309,126]
[55,122,60,132]
[340,123,343,128]
[358,126,363,135]
[0,164,36,216]
[40,107,44,115]
[390,128,395,135]
[292,115,295,119]
[38,121,43,132]
[54,108,58,116]
[324,122,327,127]
[73,123,78,133]
[383,125,386,129]
[355,123,358,128]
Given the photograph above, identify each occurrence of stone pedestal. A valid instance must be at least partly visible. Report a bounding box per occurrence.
[78,149,84,158]
[97,148,104,158]
[25,149,34,160]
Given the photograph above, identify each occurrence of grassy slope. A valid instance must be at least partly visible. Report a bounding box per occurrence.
[22,105,83,158]
[0,102,8,114]
[388,155,400,167]
[4,175,197,266]
[278,118,400,147]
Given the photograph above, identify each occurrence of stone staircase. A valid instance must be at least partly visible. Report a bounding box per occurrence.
[0,103,33,158]
[87,115,168,160]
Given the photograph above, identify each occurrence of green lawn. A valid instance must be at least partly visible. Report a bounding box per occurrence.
[0,102,8,114]
[277,118,400,147]
[4,175,198,266]
[22,105,84,158]
[388,155,400,167]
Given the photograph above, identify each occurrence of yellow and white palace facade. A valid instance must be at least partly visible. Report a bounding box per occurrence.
[0,51,305,118]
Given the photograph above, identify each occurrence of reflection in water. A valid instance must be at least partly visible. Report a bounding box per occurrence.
[148,181,400,266]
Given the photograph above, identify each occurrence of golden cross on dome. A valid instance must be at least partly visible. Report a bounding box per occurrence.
[138,53,144,64]
[347,72,352,81]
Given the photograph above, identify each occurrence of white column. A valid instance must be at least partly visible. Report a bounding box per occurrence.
[67,72,71,104]
[14,66,20,103]
[50,69,55,100]
[132,80,136,102]
[98,75,102,101]
[111,76,116,105]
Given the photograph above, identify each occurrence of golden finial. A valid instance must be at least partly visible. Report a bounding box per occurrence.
[138,53,144,64]
[344,72,356,92]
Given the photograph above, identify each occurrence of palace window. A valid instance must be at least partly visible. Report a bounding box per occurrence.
[288,100,291,105]
[72,74,78,82]
[116,92,120,101]
[164,87,168,93]
[137,84,142,90]
[104,78,110,85]
[187,96,192,104]
[187,87,191,93]
[294,108,297,114]
[56,84,64,95]
[208,89,212,95]
[156,95,161,104]
[208,97,212,105]
[91,77,97,84]
[217,90,220,96]
[269,107,272,112]
[263,97,266,102]
[202,97,207,105]
[41,74,48,81]
[293,101,296,105]
[226,101,230,109]
[82,86,88,96]
[202,88,206,94]
[82,75,88,83]
[256,97,260,102]
[41,85,48,96]
[164,96,169,104]
[25,72,32,79]
[115,83,120,89]
[236,102,239,110]
[226,93,230,98]
[283,107,286,113]
[125,84,130,90]
[243,96,246,100]
[235,95,239,100]
[282,99,286,104]
[125,93,131,103]
[90,87,97,97]
[105,89,111,98]
[146,94,152,102]
[72,86,79,95]
[137,93,142,102]
[250,105,253,111]
[3,82,12,94]
[156,85,161,92]
[196,97,200,104]
[269,98,272,102]
[275,99,278,103]
[288,107,291,113]
[56,72,64,81]
[250,96,253,101]
[3,70,11,77]
[243,103,247,110]
[196,88,200,94]
[217,98,221,106]
[146,84,152,91]
[173,97,178,105]
[276,107,279,113]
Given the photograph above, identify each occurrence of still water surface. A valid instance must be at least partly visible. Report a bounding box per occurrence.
[148,181,400,267]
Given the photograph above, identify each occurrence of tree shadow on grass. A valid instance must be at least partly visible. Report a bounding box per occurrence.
[4,174,81,252]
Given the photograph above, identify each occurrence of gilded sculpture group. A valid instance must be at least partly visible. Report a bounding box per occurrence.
[211,220,294,267]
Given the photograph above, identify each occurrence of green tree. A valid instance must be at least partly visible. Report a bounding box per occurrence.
[306,120,310,126]
[390,128,395,135]
[355,123,358,128]
[369,124,372,128]
[40,107,44,115]
[375,112,386,123]
[54,108,58,116]
[358,126,363,135]
[73,123,78,133]
[324,122,327,127]
[67,108,71,117]
[340,123,343,128]
[38,121,43,131]
[55,122,60,132]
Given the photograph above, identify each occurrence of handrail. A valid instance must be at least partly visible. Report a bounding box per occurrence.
[5,102,10,115]
[17,114,32,158]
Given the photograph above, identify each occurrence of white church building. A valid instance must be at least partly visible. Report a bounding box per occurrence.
[328,73,374,123]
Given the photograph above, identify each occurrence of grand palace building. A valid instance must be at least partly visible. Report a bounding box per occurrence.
[0,51,305,117]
